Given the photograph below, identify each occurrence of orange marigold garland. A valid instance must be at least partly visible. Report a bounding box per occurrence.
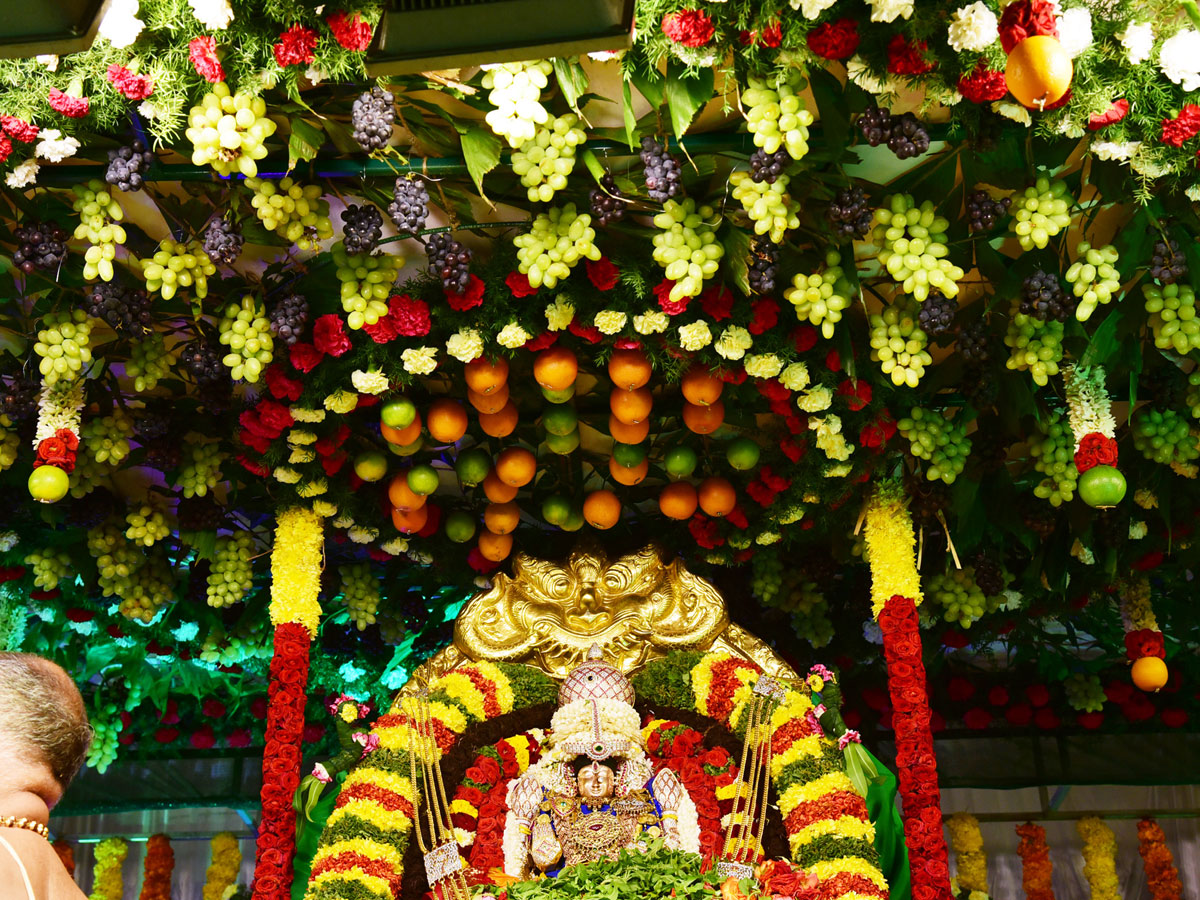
[53,838,75,878]
[1016,822,1055,900]
[1137,819,1182,900]
[138,834,174,900]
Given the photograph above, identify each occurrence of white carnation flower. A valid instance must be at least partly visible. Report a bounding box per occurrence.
[743,353,783,379]
[380,537,409,556]
[98,0,145,49]
[1130,151,1171,178]
[797,385,832,412]
[678,321,712,351]
[188,0,234,29]
[779,362,810,391]
[545,296,574,331]
[947,2,998,52]
[866,0,914,23]
[1160,29,1200,92]
[1119,22,1154,65]
[633,310,669,335]
[305,66,328,86]
[714,325,753,361]
[401,347,438,375]
[446,329,484,363]
[846,56,900,96]
[496,322,531,349]
[6,159,38,188]
[991,101,1033,127]
[1055,8,1093,58]
[273,467,301,484]
[35,129,80,163]
[350,369,389,395]
[593,310,627,335]
[792,0,837,20]
[137,100,169,121]
[1091,140,1141,161]
[347,526,378,544]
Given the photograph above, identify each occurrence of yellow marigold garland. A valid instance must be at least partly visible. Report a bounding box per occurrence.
[269,507,324,635]
[1077,817,1122,900]
[864,485,923,616]
[948,813,988,894]
[88,837,128,900]
[203,832,242,900]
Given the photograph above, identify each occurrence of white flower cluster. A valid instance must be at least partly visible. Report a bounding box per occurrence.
[947,2,998,52]
[98,0,144,49]
[866,0,913,23]
[1162,29,1200,91]
[401,347,438,375]
[1119,22,1154,65]
[189,0,234,29]
[1055,7,1093,58]
[1063,365,1116,447]
[446,329,484,363]
[34,380,85,446]
[35,129,79,163]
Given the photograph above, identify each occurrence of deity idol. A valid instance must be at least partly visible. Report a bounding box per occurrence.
[502,646,699,877]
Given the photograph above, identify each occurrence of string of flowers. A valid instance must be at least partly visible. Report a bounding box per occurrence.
[138,834,174,900]
[88,837,128,900]
[1117,576,1169,692]
[864,484,948,900]
[1137,818,1183,900]
[1064,366,1119,480]
[29,379,84,499]
[1016,823,1056,900]
[1077,817,1122,900]
[947,813,988,896]
[203,832,243,900]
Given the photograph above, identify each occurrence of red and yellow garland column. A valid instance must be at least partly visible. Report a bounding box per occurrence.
[863,485,951,900]
[253,507,324,900]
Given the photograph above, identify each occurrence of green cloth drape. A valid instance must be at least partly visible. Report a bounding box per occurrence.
[864,748,913,900]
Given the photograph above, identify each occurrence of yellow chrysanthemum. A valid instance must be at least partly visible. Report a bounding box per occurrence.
[268,507,323,635]
[807,857,889,890]
[864,486,922,616]
[789,815,877,850]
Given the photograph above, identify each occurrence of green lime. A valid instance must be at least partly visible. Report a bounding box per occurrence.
[388,437,424,457]
[541,495,572,526]
[381,396,417,428]
[444,511,477,543]
[726,437,761,471]
[560,505,585,532]
[406,464,440,496]
[545,428,580,455]
[664,445,698,480]
[612,442,647,468]
[542,404,579,436]
[353,451,389,483]
[454,448,492,486]
[541,384,576,404]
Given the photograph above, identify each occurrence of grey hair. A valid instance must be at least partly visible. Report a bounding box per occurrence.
[0,652,93,788]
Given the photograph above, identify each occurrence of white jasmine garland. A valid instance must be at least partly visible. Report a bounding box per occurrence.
[34,380,84,446]
[350,369,389,395]
[446,329,484,363]
[1119,21,1154,64]
[401,346,438,375]
[544,296,574,331]
[593,309,627,335]
[1091,140,1141,162]
[1063,365,1115,447]
[792,0,837,20]
[779,362,811,391]
[1055,7,1093,58]
[865,0,914,23]
[743,353,783,379]
[714,325,753,360]
[188,0,234,29]
[633,309,669,335]
[678,321,712,351]
[34,130,80,163]
[98,0,145,49]
[947,2,999,52]
[496,322,531,349]
[1160,29,1200,92]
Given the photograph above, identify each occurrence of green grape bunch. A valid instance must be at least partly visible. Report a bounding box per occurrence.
[81,411,134,465]
[218,295,274,382]
[742,71,814,160]
[175,437,224,498]
[897,407,972,484]
[785,251,852,339]
[1064,673,1105,713]
[750,552,785,606]
[119,552,173,623]
[246,177,334,250]
[514,203,601,289]
[1004,302,1064,387]
[872,194,964,302]
[730,171,800,244]
[34,310,93,385]
[24,548,71,591]
[926,567,988,628]
[1011,176,1073,251]
[125,503,170,547]
[0,419,18,471]
[340,562,381,631]
[72,180,126,282]
[331,241,403,330]
[1066,242,1121,322]
[512,114,586,203]
[140,239,216,301]
[869,298,933,387]
[1187,371,1200,421]
[206,531,254,608]
[126,332,175,392]
[185,82,276,177]
[85,708,121,772]
[1029,411,1078,506]
[87,523,138,598]
[482,60,554,148]
[1132,407,1200,466]
[651,198,724,302]
[1143,283,1200,354]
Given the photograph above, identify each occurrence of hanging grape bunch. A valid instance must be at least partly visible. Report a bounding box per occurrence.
[512,114,586,203]
[351,86,394,152]
[86,705,121,772]
[0,376,38,421]
[1029,412,1078,506]
[1064,674,1106,713]
[125,503,170,547]
[426,233,472,294]
[1066,242,1121,322]
[1004,301,1064,387]
[246,176,334,251]
[856,106,929,159]
[750,552,785,606]
[917,290,957,338]
[514,203,601,289]
[206,530,254,608]
[105,140,150,192]
[71,180,126,282]
[785,251,852,339]
[0,418,18,471]
[639,136,683,203]
[966,189,1011,234]
[388,176,429,237]
[185,82,275,177]
[13,220,68,274]
[126,333,174,392]
[174,438,224,498]
[896,407,972,484]
[481,60,554,148]
[218,295,273,382]
[748,149,790,185]
[340,562,381,630]
[1143,283,1200,354]
[748,238,780,294]
[341,204,383,255]
[869,297,933,387]
[180,339,225,386]
[651,199,723,302]
[1150,237,1188,284]
[140,239,216,301]
[590,171,626,226]
[34,310,93,385]
[743,71,813,160]
[1011,176,1073,251]
[971,552,1008,598]
[873,194,964,302]
[781,573,835,648]
[331,241,402,329]
[269,293,309,346]
[120,553,174,623]
[23,548,71,590]
[1020,270,1073,322]
[86,281,151,336]
[1131,407,1200,467]
[729,170,800,243]
[827,187,874,239]
[202,218,243,266]
[926,567,988,627]
[81,411,134,466]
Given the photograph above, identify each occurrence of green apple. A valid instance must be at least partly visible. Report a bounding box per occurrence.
[664,446,698,480]
[726,437,761,471]
[381,396,417,429]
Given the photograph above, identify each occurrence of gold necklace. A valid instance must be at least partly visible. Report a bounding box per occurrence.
[0,816,49,840]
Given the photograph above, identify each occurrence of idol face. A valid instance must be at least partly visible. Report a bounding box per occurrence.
[577,762,615,803]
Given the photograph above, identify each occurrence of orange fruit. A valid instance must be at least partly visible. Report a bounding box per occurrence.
[391,504,429,534]
[608,348,652,391]
[468,383,510,414]
[681,365,724,407]
[482,470,519,503]
[427,399,468,444]
[609,414,650,444]
[1005,35,1073,110]
[381,413,422,446]
[659,482,698,520]
[610,387,653,425]
[495,447,536,487]
[533,346,578,391]
[682,399,725,435]
[609,456,648,486]
[484,501,521,535]
[582,490,621,529]
[477,528,514,562]
[388,475,428,512]
[698,477,737,517]
[478,401,519,438]
[464,356,509,395]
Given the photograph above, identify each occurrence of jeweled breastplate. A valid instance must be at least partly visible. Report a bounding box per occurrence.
[546,790,660,867]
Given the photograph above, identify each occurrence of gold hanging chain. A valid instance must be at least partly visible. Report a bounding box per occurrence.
[721,695,760,860]
[405,694,469,900]
[752,698,778,864]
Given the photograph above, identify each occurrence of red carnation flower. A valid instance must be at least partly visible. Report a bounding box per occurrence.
[807,19,859,60]
[699,284,734,321]
[725,505,749,529]
[1161,708,1189,729]
[792,323,818,352]
[654,279,691,316]
[662,9,715,48]
[263,365,303,402]
[505,271,537,297]
[1,116,38,143]
[859,412,896,449]
[364,293,432,344]
[48,89,88,118]
[1076,711,1104,730]
[957,62,1008,104]
[0,135,12,164]
[188,36,225,82]
[748,297,779,335]
[1088,98,1129,131]
[313,314,352,357]
[288,342,323,373]
[274,24,319,67]
[202,699,228,718]
[586,256,619,291]
[326,10,373,52]
[227,728,253,748]
[837,378,872,411]
[106,64,154,100]
[615,337,642,350]
[524,331,558,351]
[155,727,180,744]
[1025,684,1050,707]
[988,686,1009,706]
[447,274,485,311]
[722,367,748,386]
[887,36,935,76]
[236,454,271,477]
[1161,104,1200,148]
[568,320,603,344]
[963,708,992,730]
[467,547,502,574]
[689,514,724,550]
[947,676,975,702]
[998,0,1059,55]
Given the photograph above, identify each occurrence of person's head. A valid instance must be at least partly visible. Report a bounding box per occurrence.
[0,653,92,807]
[574,760,615,803]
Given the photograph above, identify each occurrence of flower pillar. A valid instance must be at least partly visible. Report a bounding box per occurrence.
[863,485,951,900]
[252,507,324,900]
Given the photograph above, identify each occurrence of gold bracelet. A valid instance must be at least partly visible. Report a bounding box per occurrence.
[0,816,49,840]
